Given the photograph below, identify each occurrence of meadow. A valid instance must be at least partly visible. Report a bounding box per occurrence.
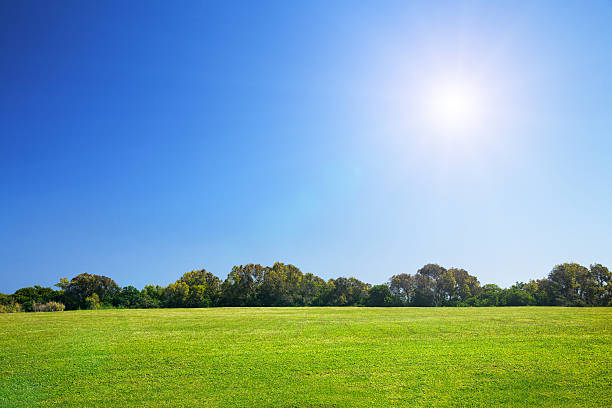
[1,307,610,407]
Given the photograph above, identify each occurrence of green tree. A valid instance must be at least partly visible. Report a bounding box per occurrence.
[114,286,144,308]
[448,268,481,303]
[417,264,446,280]
[11,286,62,312]
[299,273,327,306]
[56,277,70,290]
[220,264,266,306]
[471,284,503,306]
[412,273,436,306]
[389,273,415,305]
[364,284,397,306]
[163,281,190,308]
[257,263,308,306]
[141,285,164,308]
[501,287,535,306]
[589,264,611,305]
[547,263,587,306]
[437,270,456,305]
[313,277,370,306]
[178,269,222,307]
[62,273,120,310]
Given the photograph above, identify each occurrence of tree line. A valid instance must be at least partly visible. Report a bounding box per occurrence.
[1,262,611,312]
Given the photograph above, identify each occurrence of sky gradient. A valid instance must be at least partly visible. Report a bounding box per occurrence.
[2,1,612,293]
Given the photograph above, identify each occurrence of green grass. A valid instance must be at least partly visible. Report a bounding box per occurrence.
[1,307,610,407]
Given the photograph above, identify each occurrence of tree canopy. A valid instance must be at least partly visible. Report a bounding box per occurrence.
[2,262,611,311]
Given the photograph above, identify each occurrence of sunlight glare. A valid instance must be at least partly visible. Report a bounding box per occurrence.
[427,79,482,133]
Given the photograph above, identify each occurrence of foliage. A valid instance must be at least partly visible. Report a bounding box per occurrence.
[32,302,65,312]
[363,284,399,306]
[220,264,266,306]
[141,285,164,308]
[3,262,612,310]
[502,288,535,306]
[9,286,62,312]
[219,263,333,307]
[163,281,190,308]
[0,302,21,313]
[389,264,482,306]
[62,273,120,310]
[177,269,222,307]
[313,277,370,306]
[85,293,102,309]
[113,286,144,309]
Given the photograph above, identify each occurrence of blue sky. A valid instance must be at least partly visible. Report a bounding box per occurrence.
[2,1,612,292]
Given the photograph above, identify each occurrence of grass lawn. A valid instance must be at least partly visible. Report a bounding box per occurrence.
[1,307,610,407]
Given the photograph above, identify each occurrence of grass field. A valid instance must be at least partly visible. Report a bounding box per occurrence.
[1,307,610,407]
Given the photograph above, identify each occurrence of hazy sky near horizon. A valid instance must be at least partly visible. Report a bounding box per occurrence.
[2,1,612,292]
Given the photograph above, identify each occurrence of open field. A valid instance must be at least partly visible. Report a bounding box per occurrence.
[1,307,611,407]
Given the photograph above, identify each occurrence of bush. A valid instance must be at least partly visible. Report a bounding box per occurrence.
[32,302,65,312]
[502,288,535,306]
[85,293,101,309]
[0,303,22,313]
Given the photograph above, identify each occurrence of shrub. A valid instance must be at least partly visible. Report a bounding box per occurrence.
[502,288,535,306]
[0,303,22,313]
[32,301,65,312]
[85,293,101,309]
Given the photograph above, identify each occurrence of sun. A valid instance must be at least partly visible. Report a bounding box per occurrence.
[427,80,482,132]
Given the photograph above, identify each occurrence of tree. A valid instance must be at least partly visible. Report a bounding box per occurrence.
[412,273,436,306]
[114,286,144,308]
[589,264,611,306]
[0,293,12,306]
[470,284,503,306]
[417,264,446,281]
[9,261,612,311]
[436,270,456,305]
[177,269,222,307]
[575,266,599,306]
[312,277,370,306]
[220,264,266,306]
[389,273,415,305]
[448,268,481,303]
[62,273,120,310]
[337,277,370,306]
[56,277,70,290]
[389,272,436,306]
[364,284,397,306]
[141,285,164,308]
[412,264,481,306]
[547,263,588,306]
[502,287,535,306]
[163,281,190,308]
[258,263,306,306]
[11,286,62,312]
[590,264,611,286]
[533,278,556,306]
[299,273,327,306]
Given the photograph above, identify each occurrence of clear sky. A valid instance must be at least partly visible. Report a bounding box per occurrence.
[2,1,612,293]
